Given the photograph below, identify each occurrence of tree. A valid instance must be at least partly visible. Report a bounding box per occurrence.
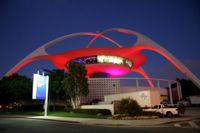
[176,78,200,98]
[62,61,89,109]
[43,69,67,111]
[0,74,32,108]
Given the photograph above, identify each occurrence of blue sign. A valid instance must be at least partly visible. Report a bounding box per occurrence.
[32,73,49,100]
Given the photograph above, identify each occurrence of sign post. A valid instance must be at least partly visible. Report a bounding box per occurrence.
[44,75,49,117]
[32,71,49,117]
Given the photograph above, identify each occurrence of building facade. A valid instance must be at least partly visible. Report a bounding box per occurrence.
[81,77,181,107]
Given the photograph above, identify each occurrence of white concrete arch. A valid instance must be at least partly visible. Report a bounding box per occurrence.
[5,28,200,89]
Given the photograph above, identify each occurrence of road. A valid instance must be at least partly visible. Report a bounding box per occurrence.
[0,117,200,133]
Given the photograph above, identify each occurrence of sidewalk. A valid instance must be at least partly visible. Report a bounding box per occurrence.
[27,115,196,127]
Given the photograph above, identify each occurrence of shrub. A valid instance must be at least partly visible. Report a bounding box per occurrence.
[65,108,111,115]
[117,98,142,115]
[140,111,163,117]
[19,104,43,111]
[112,114,160,120]
[112,111,162,120]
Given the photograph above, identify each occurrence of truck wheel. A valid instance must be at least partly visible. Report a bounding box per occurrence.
[167,112,173,118]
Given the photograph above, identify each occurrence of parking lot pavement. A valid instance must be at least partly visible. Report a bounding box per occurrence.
[184,107,200,118]
[174,119,200,128]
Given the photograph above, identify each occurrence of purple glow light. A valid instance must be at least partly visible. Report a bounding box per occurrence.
[106,68,128,76]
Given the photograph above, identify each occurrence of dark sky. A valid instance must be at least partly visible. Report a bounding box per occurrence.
[0,0,200,81]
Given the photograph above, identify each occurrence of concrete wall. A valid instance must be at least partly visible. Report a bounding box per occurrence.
[149,89,161,107]
[119,87,149,93]
[104,89,161,107]
[81,104,114,115]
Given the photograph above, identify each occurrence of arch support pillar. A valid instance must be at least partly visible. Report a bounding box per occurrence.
[132,67,154,88]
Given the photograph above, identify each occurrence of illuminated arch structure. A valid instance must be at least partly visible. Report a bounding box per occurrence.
[5,28,200,89]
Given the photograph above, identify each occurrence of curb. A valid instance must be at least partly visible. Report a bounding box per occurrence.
[0,115,81,124]
[27,117,81,124]
[155,117,200,125]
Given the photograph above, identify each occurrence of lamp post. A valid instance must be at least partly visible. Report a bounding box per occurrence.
[44,75,49,117]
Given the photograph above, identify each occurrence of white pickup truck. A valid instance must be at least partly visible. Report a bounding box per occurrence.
[143,104,180,117]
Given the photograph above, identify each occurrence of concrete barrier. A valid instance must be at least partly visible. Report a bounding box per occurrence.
[81,104,114,115]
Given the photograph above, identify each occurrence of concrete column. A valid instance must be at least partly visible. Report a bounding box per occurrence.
[176,82,181,101]
[177,83,182,100]
[157,80,160,88]
[136,78,139,88]
[168,82,173,104]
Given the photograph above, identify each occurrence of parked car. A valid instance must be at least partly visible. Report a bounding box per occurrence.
[177,100,190,107]
[143,104,180,117]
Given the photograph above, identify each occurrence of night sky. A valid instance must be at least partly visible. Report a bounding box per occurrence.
[0,0,200,81]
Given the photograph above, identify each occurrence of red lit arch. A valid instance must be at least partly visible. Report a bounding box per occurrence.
[5,28,200,88]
